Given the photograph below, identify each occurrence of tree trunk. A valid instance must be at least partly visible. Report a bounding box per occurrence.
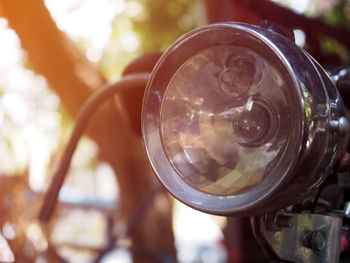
[0,0,175,261]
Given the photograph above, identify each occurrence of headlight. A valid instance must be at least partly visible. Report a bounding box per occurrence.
[142,23,348,216]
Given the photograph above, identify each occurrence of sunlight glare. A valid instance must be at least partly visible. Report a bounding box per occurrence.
[101,249,132,263]
[26,223,48,252]
[0,234,14,263]
[294,29,306,47]
[23,124,57,192]
[0,110,3,127]
[0,22,24,68]
[2,92,30,125]
[86,48,103,63]
[272,0,310,14]
[124,1,143,18]
[173,201,224,242]
[2,222,17,240]
[173,201,227,262]
[45,0,126,62]
[95,162,119,201]
[120,32,140,52]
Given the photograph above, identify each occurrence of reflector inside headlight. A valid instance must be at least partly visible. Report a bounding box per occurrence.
[160,44,297,196]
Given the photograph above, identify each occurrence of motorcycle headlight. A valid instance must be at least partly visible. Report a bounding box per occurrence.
[142,23,348,216]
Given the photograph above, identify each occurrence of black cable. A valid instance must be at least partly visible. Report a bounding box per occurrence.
[38,73,150,222]
[311,179,328,213]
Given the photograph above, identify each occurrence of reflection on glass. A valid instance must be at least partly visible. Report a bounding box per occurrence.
[160,45,294,196]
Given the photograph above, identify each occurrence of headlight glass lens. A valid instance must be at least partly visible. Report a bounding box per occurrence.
[160,45,294,195]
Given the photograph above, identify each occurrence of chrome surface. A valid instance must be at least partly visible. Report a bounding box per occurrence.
[330,117,349,136]
[345,202,350,216]
[142,22,347,215]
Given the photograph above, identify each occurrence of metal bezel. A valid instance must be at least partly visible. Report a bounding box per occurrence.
[142,23,305,216]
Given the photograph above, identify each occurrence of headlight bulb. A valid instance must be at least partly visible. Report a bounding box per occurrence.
[142,22,348,216]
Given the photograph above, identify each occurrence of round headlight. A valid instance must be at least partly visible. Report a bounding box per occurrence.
[160,44,297,196]
[142,23,347,216]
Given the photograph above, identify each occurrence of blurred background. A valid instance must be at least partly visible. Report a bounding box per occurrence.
[0,0,349,262]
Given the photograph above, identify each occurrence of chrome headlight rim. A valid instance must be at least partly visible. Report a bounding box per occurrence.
[142,22,305,216]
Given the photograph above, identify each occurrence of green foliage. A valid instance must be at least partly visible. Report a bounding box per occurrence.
[136,0,195,53]
[319,2,350,64]
[101,0,200,80]
[322,2,350,29]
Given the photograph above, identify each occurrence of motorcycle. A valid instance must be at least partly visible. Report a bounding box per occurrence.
[41,20,350,263]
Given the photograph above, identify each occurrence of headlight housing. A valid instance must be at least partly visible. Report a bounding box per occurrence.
[142,23,347,216]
